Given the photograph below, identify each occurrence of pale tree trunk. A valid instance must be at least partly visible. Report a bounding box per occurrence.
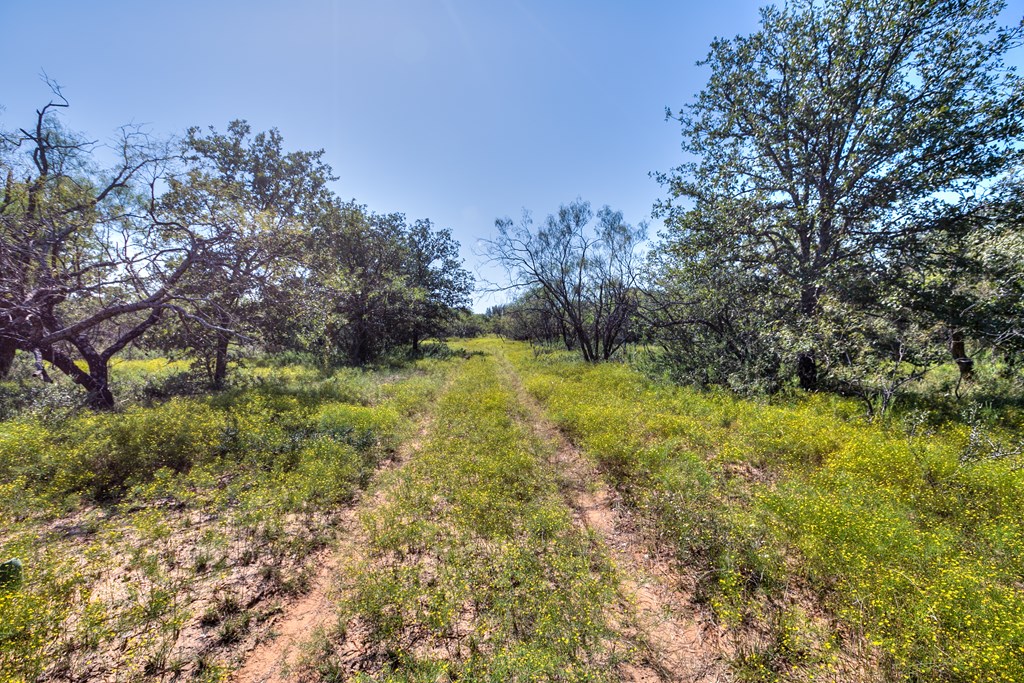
[950,328,974,381]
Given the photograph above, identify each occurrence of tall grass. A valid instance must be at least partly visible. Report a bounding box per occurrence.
[336,352,618,682]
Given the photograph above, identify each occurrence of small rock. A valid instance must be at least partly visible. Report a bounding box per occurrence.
[0,558,23,589]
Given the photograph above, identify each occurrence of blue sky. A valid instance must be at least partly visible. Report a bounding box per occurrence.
[2,1,1021,310]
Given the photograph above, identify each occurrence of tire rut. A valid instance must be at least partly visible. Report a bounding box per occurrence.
[498,354,731,683]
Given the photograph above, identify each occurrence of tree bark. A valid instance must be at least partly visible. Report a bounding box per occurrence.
[0,339,16,378]
[797,351,817,390]
[39,347,115,410]
[798,283,819,390]
[950,328,974,381]
[213,331,230,389]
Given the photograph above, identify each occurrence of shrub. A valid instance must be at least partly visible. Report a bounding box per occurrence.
[51,399,227,500]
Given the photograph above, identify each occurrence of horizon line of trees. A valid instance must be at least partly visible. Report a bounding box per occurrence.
[4,0,1024,416]
[0,85,473,408]
[484,0,1024,414]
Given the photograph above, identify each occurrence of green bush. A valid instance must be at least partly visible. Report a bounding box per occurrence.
[316,403,399,451]
[0,420,50,481]
[52,398,228,500]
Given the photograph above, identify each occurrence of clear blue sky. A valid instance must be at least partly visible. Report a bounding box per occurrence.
[2,1,1021,310]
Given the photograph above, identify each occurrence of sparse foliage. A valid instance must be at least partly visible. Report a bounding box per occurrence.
[0,82,197,408]
[488,198,646,362]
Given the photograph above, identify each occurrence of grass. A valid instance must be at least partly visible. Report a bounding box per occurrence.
[0,356,452,682]
[4,338,1024,681]
[487,338,1024,683]
[321,350,620,682]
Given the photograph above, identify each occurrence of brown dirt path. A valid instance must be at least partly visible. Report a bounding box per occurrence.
[231,425,430,683]
[231,536,347,682]
[499,356,731,683]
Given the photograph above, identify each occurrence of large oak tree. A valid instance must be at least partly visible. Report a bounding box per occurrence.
[655,0,1023,390]
[161,121,335,387]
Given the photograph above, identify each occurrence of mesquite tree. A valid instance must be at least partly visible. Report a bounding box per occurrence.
[161,121,335,387]
[0,85,200,408]
[488,199,646,362]
[403,219,474,352]
[308,202,473,364]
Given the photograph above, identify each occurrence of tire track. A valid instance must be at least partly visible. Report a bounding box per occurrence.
[498,353,730,683]
[231,421,433,683]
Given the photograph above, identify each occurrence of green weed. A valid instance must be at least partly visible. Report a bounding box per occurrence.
[0,356,453,681]
[483,338,1024,683]
[344,351,617,681]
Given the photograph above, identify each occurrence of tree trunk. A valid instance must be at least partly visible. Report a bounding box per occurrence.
[794,278,819,389]
[0,339,16,378]
[797,351,817,390]
[798,282,819,390]
[39,347,116,410]
[85,362,115,410]
[950,329,974,381]
[213,331,230,389]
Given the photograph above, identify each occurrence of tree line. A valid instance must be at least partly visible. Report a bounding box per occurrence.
[4,0,1022,414]
[0,87,473,408]
[486,0,1024,413]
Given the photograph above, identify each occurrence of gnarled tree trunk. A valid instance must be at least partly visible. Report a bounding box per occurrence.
[39,347,115,410]
[0,338,16,378]
[213,331,231,389]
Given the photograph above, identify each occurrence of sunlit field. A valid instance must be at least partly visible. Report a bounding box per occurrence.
[4,0,1023,679]
[3,339,1023,681]
[0,354,452,682]
[490,338,1024,682]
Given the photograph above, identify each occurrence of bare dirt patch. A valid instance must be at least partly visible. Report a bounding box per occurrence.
[231,425,431,683]
[29,502,336,682]
[231,527,346,682]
